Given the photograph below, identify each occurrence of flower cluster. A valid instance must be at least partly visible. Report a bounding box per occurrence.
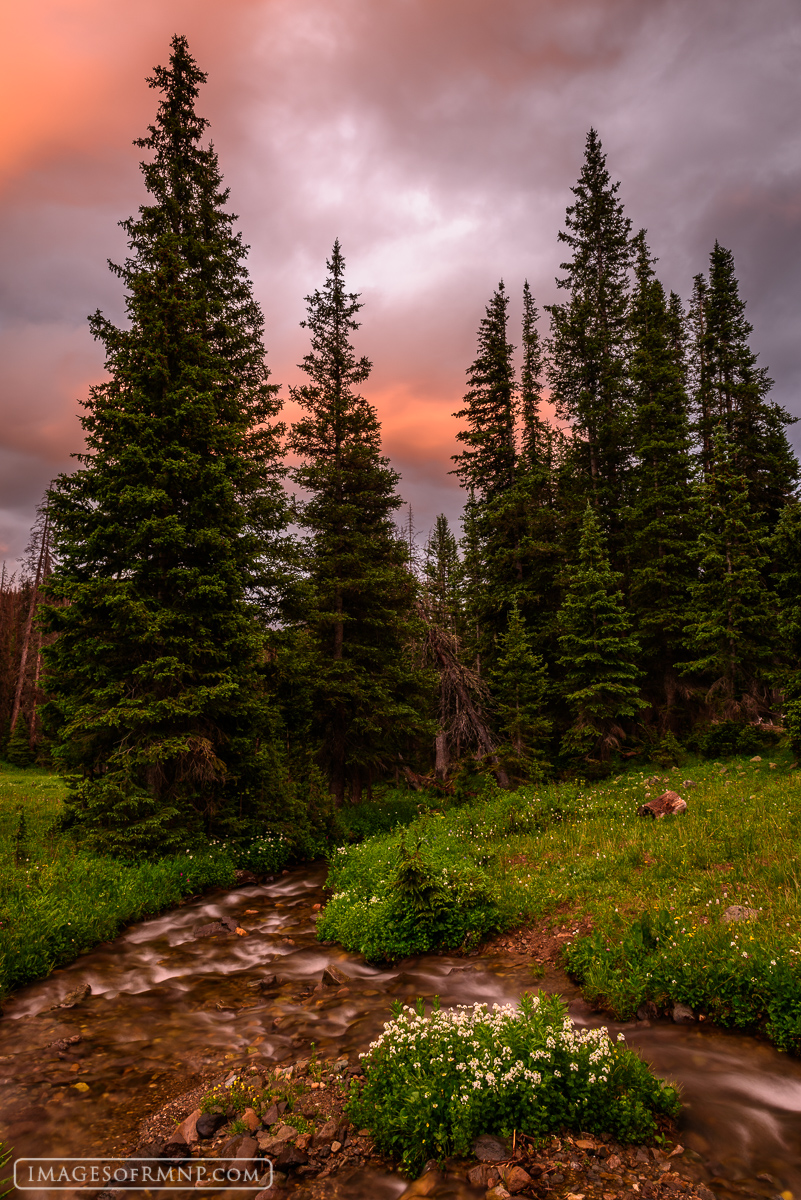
[347,992,679,1175]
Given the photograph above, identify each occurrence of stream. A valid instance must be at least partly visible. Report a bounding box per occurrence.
[2,865,801,1199]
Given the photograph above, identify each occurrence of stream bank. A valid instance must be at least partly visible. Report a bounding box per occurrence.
[1,865,801,1199]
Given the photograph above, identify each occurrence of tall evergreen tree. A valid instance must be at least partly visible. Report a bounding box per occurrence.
[288,242,432,804]
[546,129,634,559]
[557,505,644,759]
[452,281,517,500]
[42,37,288,852]
[772,503,801,753]
[626,233,697,721]
[690,243,797,526]
[677,428,775,719]
[422,515,462,633]
[489,600,550,783]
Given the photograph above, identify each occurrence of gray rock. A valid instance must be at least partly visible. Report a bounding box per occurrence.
[682,779,697,788]
[50,1034,82,1050]
[672,1002,695,1024]
[193,921,233,938]
[196,1112,226,1139]
[636,1001,658,1021]
[473,1133,511,1162]
[54,983,91,1009]
[234,869,258,886]
[723,905,758,923]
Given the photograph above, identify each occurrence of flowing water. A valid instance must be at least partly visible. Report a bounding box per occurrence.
[2,865,801,1199]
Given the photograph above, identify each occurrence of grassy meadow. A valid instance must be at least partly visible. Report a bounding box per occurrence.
[319,749,801,1052]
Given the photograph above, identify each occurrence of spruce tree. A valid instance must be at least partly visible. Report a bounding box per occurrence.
[422,515,462,633]
[452,281,517,501]
[43,37,287,852]
[288,241,432,805]
[489,600,551,782]
[690,243,797,526]
[626,233,697,720]
[772,503,801,752]
[557,505,644,759]
[677,428,775,718]
[546,129,634,559]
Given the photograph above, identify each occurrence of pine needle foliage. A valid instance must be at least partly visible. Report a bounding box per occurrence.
[42,36,288,853]
[288,241,433,805]
[626,233,697,715]
[546,129,634,556]
[489,600,551,782]
[557,505,644,760]
[678,428,776,719]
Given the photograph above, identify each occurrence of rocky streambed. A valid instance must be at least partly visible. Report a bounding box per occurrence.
[2,865,801,1200]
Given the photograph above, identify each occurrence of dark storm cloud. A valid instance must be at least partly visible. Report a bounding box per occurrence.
[1,0,799,560]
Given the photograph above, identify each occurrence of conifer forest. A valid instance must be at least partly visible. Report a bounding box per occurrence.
[2,36,800,854]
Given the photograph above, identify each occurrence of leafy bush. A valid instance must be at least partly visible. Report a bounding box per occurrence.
[338,789,438,841]
[318,832,498,960]
[692,720,779,759]
[650,732,686,767]
[565,910,801,1053]
[347,994,680,1174]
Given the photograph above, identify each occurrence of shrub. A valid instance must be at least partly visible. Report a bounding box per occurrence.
[347,994,680,1174]
[565,910,801,1053]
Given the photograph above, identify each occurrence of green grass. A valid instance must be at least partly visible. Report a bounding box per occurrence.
[0,762,289,999]
[318,750,801,1051]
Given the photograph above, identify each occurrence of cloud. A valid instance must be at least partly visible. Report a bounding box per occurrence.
[1,0,799,560]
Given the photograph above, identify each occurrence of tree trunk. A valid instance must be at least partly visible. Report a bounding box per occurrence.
[435,731,449,779]
[10,511,49,737]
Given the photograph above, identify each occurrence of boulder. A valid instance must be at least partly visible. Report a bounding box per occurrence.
[636,1000,658,1021]
[672,1002,695,1024]
[637,791,687,819]
[467,1165,499,1188]
[321,964,351,987]
[723,905,758,923]
[241,1108,261,1133]
[196,1112,226,1139]
[313,1119,338,1146]
[473,1134,511,1162]
[274,1144,308,1169]
[234,869,258,886]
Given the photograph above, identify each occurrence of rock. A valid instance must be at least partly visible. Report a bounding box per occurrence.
[313,1119,338,1146]
[161,1130,189,1160]
[467,1165,499,1188]
[672,1002,695,1024]
[637,1000,658,1021]
[230,1136,258,1168]
[196,1112,226,1139]
[194,921,234,938]
[50,1034,82,1050]
[330,1140,342,1153]
[219,1135,245,1159]
[637,790,687,819]
[321,964,351,987]
[54,983,91,1009]
[723,905,758,923]
[234,869,258,886]
[261,1103,280,1127]
[682,779,697,788]
[398,1169,443,1197]
[173,1108,201,1144]
[274,1144,308,1169]
[750,755,762,763]
[486,1188,511,1200]
[606,1154,622,1169]
[474,1133,511,1162]
[241,1107,261,1132]
[697,1188,716,1200]
[501,1165,532,1194]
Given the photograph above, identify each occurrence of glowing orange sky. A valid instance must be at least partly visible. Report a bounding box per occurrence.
[1,0,800,559]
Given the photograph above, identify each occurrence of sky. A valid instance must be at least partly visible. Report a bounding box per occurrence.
[1,0,800,565]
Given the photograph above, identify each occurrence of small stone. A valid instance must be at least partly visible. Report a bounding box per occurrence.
[357,1129,371,1137]
[574,1138,596,1151]
[485,1188,511,1200]
[723,905,758,923]
[50,1034,82,1050]
[241,1108,261,1132]
[174,1109,201,1144]
[636,1001,658,1021]
[682,779,697,788]
[261,1103,280,1126]
[55,983,92,1009]
[502,1165,532,1194]
[468,1165,497,1188]
[234,869,258,885]
[669,1144,684,1157]
[606,1154,622,1170]
[750,755,762,763]
[313,1119,338,1146]
[474,1134,511,1162]
[321,965,351,987]
[672,1002,695,1024]
[196,1112,226,1139]
[71,1081,90,1092]
[274,1144,308,1169]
